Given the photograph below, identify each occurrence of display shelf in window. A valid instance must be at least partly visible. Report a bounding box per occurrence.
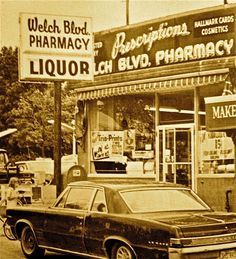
[199,130,235,174]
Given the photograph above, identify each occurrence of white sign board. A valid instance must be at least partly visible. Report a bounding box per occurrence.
[19,13,93,81]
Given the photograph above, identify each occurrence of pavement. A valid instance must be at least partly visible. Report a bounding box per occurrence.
[0,218,4,237]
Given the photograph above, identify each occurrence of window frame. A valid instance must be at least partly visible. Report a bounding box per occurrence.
[90,187,108,213]
[53,186,97,211]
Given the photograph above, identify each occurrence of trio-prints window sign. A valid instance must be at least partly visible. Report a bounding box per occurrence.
[91,131,124,160]
[19,13,94,81]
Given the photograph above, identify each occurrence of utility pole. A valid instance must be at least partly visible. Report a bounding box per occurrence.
[126,0,129,25]
[54,81,62,197]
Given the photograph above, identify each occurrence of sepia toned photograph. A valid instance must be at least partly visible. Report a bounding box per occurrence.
[1,0,236,258]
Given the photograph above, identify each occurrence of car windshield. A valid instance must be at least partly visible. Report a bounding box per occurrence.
[120,188,209,213]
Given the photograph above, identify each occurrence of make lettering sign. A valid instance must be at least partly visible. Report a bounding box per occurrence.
[19,13,93,81]
[205,95,236,131]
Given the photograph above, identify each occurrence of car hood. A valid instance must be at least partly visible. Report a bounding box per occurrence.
[144,211,236,237]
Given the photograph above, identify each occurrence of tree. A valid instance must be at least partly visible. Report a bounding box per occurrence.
[0,47,25,129]
[0,47,28,158]
[9,83,77,159]
[10,85,53,158]
[0,46,77,160]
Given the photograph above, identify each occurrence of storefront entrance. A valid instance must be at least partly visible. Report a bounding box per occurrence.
[158,124,194,188]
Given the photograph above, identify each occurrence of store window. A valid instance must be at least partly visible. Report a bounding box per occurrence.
[199,84,235,174]
[159,92,194,125]
[199,130,235,174]
[89,95,155,175]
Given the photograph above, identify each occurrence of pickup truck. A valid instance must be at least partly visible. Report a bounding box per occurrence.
[0,149,34,184]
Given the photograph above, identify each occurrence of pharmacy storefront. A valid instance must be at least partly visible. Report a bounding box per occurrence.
[70,4,236,199]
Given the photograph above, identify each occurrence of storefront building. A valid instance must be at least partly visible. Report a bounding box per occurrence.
[69,4,236,210]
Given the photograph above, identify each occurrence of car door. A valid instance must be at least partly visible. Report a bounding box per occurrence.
[84,187,109,257]
[42,186,96,253]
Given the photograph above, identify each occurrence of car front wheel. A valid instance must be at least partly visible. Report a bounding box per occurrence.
[111,242,135,259]
[20,226,45,258]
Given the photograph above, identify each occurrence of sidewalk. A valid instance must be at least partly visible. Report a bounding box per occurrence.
[0,215,6,236]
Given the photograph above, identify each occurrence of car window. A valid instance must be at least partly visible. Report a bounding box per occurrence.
[91,189,107,213]
[55,187,95,210]
[120,188,210,213]
[63,187,95,211]
[55,189,70,208]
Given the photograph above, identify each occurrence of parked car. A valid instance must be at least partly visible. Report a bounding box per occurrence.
[0,149,34,204]
[6,180,236,259]
[15,155,77,185]
[0,149,34,184]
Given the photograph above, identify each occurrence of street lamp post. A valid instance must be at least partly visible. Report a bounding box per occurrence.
[126,0,129,25]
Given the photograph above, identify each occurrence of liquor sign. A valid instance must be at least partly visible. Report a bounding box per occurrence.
[19,13,93,81]
[205,95,236,131]
[94,5,236,76]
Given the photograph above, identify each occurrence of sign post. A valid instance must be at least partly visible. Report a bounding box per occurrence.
[19,13,93,196]
[54,81,62,196]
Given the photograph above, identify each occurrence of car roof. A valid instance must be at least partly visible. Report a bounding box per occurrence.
[68,180,187,191]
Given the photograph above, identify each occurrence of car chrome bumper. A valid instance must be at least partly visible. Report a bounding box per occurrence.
[169,242,236,259]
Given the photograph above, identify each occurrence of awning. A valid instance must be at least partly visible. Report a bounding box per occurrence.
[77,69,229,100]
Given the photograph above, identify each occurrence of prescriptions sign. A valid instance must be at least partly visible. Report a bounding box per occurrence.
[94,5,236,76]
[19,13,93,81]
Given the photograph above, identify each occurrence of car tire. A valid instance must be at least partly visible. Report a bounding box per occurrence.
[20,226,45,258]
[111,242,135,259]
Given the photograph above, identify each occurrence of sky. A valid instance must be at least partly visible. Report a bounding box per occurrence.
[1,0,236,48]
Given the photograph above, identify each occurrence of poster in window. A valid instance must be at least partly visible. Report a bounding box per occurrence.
[200,131,234,161]
[124,130,135,152]
[91,131,124,160]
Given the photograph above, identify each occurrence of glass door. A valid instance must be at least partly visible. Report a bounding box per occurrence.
[158,124,194,188]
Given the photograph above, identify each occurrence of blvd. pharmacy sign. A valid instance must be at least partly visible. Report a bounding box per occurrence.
[205,95,236,131]
[19,13,93,81]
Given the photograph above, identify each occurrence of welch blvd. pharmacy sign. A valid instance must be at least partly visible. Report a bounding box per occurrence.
[94,4,236,76]
[205,95,236,131]
[19,13,93,81]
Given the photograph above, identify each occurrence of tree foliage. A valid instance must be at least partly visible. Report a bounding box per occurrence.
[0,46,77,161]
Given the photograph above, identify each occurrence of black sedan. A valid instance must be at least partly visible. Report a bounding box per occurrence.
[6,180,236,259]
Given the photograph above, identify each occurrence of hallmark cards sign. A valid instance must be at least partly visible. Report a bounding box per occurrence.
[19,13,93,81]
[205,95,236,131]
